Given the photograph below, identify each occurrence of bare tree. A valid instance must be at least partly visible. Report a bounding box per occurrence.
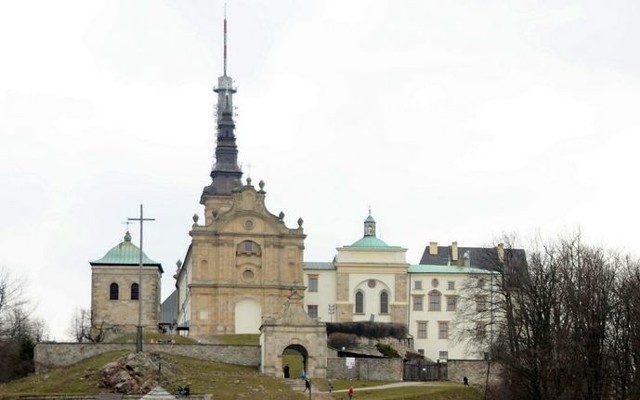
[69,308,117,343]
[454,234,636,400]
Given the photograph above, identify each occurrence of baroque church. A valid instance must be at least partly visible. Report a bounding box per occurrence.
[90,15,520,363]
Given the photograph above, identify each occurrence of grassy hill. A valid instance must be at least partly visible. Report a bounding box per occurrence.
[0,336,482,400]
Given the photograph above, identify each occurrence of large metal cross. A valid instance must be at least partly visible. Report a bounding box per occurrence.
[128,204,155,353]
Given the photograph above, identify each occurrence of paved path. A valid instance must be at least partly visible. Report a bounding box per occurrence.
[320,381,451,394]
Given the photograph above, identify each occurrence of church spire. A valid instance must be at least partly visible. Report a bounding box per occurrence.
[202,3,243,197]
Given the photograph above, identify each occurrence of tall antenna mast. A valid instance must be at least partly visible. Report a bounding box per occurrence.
[223,0,228,76]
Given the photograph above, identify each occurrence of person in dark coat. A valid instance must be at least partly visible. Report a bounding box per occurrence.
[303,377,311,393]
[463,376,469,386]
[283,364,290,378]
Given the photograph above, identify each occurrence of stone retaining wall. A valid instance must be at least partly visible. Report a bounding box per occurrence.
[327,357,403,381]
[446,359,503,386]
[34,343,261,373]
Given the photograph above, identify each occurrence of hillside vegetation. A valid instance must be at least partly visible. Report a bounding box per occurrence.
[0,349,481,400]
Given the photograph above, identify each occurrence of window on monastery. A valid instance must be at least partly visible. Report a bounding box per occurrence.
[476,295,488,312]
[478,278,486,289]
[476,322,486,339]
[418,349,425,356]
[308,275,318,292]
[447,281,455,290]
[413,295,424,311]
[355,291,364,314]
[438,321,449,339]
[131,283,139,300]
[307,305,318,319]
[109,283,119,300]
[236,240,261,256]
[446,295,457,312]
[380,291,389,314]
[439,351,449,360]
[428,290,441,311]
[417,321,428,338]
[414,280,422,290]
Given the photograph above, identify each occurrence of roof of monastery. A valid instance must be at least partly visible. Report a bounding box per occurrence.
[303,262,335,270]
[90,231,162,268]
[408,264,493,274]
[420,245,526,270]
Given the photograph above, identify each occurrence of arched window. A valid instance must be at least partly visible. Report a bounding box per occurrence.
[380,291,389,314]
[236,240,261,256]
[355,291,364,314]
[131,283,139,300]
[109,283,119,300]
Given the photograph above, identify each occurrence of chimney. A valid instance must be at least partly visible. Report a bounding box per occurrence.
[429,242,438,255]
[497,243,505,264]
[451,241,458,262]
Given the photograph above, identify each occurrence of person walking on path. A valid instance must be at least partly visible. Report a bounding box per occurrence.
[283,364,290,379]
[348,386,354,399]
[304,377,311,393]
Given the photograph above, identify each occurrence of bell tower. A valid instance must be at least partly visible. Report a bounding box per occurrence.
[201,7,243,224]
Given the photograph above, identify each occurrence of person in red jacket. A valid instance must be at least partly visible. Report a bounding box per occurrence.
[348,386,354,399]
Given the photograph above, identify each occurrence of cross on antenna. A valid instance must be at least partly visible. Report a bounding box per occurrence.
[127,204,155,353]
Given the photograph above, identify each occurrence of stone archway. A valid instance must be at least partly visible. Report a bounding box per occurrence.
[260,290,327,378]
[282,344,308,379]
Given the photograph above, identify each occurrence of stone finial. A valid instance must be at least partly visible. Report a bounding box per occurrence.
[192,214,199,224]
[176,259,182,269]
[247,177,252,186]
[297,217,304,227]
[259,180,265,190]
[278,211,285,220]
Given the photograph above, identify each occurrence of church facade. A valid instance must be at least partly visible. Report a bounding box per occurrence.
[90,16,519,364]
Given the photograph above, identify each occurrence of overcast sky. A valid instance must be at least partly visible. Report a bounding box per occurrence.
[1,0,639,340]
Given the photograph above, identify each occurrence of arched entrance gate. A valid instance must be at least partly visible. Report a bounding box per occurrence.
[260,290,327,378]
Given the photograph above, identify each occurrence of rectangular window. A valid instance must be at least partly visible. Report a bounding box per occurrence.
[417,321,428,338]
[413,295,424,311]
[307,305,318,319]
[429,292,441,311]
[439,351,448,360]
[476,295,488,312]
[414,280,422,290]
[446,296,457,312]
[476,322,486,338]
[308,275,318,292]
[438,321,449,339]
[447,281,455,290]
[418,349,425,356]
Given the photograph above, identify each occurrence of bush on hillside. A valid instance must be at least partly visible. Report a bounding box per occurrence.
[327,332,358,349]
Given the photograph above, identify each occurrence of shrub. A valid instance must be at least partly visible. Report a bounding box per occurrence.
[326,322,408,339]
[328,332,358,349]
[375,343,400,358]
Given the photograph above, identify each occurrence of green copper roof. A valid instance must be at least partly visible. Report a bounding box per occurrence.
[350,236,390,248]
[91,232,161,266]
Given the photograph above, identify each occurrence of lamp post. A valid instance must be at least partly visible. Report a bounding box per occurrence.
[128,204,155,353]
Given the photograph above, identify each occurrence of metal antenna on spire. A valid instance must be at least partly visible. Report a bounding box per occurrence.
[223,0,228,76]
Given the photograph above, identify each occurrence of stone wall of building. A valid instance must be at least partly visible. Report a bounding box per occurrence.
[446,359,503,386]
[34,343,261,373]
[327,357,403,381]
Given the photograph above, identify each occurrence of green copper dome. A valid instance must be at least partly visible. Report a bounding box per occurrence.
[90,232,161,267]
[350,236,390,248]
